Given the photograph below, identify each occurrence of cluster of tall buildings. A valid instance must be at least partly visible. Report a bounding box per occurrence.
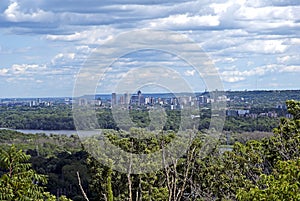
[0,98,54,107]
[110,91,223,109]
[112,91,146,106]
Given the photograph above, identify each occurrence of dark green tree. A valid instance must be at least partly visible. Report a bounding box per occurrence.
[0,145,72,201]
[237,158,300,200]
[0,145,48,200]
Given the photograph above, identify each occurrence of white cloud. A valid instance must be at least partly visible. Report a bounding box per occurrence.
[11,64,43,74]
[213,57,237,64]
[277,55,292,63]
[4,1,53,22]
[1,0,300,96]
[46,32,82,41]
[236,6,295,21]
[75,45,92,53]
[46,28,116,44]
[51,53,76,65]
[222,75,246,83]
[210,2,233,15]
[279,65,300,73]
[184,69,196,76]
[229,39,289,54]
[221,64,279,83]
[221,63,300,83]
[0,68,9,76]
[0,64,48,78]
[277,54,300,65]
[290,38,300,44]
[6,76,34,83]
[149,14,220,29]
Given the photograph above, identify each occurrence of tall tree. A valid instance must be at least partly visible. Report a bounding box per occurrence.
[0,145,72,201]
[0,145,48,200]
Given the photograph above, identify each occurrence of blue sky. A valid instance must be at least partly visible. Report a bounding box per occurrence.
[0,0,300,98]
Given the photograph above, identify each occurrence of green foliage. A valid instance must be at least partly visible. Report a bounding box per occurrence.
[286,99,300,119]
[0,145,74,201]
[0,145,48,200]
[0,129,82,157]
[191,100,300,200]
[237,158,300,200]
[1,99,299,200]
[107,162,113,201]
[236,100,300,200]
[191,142,254,200]
[224,116,279,132]
[0,102,284,133]
[265,100,300,163]
[0,131,87,200]
[84,99,300,200]
[0,105,74,130]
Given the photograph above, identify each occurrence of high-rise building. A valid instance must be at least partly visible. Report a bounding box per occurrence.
[198,96,208,104]
[119,95,124,105]
[124,93,129,105]
[78,98,87,106]
[112,93,117,106]
[130,91,145,106]
[137,90,142,105]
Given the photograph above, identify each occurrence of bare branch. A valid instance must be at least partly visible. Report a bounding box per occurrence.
[77,171,90,201]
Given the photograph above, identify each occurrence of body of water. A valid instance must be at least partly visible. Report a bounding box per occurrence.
[1,128,102,137]
[1,128,77,136]
[15,129,78,136]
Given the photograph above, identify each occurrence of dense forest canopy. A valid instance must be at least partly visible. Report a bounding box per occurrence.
[0,100,299,200]
[0,105,282,133]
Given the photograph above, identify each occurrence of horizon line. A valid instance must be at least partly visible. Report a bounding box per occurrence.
[1,89,300,99]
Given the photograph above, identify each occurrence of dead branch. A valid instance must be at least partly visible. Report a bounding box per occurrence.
[77,171,90,201]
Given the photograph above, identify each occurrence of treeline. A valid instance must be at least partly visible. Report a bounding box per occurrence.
[0,100,299,200]
[223,116,279,132]
[0,106,75,130]
[0,105,280,132]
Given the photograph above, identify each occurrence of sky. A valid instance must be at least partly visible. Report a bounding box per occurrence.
[0,0,300,98]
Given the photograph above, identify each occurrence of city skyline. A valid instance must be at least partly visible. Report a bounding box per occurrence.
[0,0,300,98]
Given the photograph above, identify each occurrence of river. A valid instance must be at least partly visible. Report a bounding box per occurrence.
[16,129,78,136]
[0,128,103,137]
[0,128,77,136]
